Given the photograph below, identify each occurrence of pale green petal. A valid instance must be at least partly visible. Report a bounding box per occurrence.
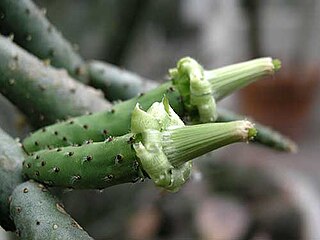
[131,104,160,133]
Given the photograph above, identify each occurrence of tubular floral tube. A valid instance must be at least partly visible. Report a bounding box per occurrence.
[23,99,256,192]
[23,57,276,153]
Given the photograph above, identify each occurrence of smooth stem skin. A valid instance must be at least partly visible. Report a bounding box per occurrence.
[217,108,298,152]
[88,60,158,101]
[23,58,277,153]
[10,181,93,239]
[22,121,255,190]
[0,0,86,81]
[0,35,110,127]
[0,127,25,231]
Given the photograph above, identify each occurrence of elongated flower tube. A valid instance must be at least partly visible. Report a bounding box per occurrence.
[206,58,281,101]
[163,121,257,167]
[23,99,256,192]
[23,57,274,153]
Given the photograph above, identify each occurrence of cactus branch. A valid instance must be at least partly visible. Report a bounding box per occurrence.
[0,0,86,81]
[0,0,157,99]
[0,0,280,107]
[0,127,92,237]
[10,181,93,239]
[23,57,278,153]
[23,134,144,189]
[87,60,158,101]
[0,127,25,231]
[0,35,111,127]
[23,100,256,192]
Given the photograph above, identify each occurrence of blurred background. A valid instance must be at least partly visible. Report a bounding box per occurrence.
[1,0,320,239]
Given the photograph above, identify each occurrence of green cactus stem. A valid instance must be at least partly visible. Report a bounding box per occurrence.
[10,181,93,239]
[87,60,158,101]
[217,108,298,152]
[0,0,155,99]
[0,35,110,127]
[0,0,86,81]
[0,127,25,231]
[0,0,279,106]
[23,100,256,192]
[23,134,144,189]
[23,57,277,153]
[1,127,93,238]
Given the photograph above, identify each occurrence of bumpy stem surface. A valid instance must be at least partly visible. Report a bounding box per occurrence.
[23,134,144,189]
[23,100,256,192]
[0,127,92,238]
[23,57,277,152]
[0,0,86,81]
[0,0,157,99]
[0,127,25,231]
[0,35,110,127]
[10,181,93,239]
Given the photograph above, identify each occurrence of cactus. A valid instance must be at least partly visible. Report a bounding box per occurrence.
[10,181,93,239]
[0,0,156,99]
[0,127,25,231]
[22,100,256,191]
[0,127,92,238]
[0,35,110,127]
[23,57,277,152]
[0,1,299,238]
[0,0,86,81]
